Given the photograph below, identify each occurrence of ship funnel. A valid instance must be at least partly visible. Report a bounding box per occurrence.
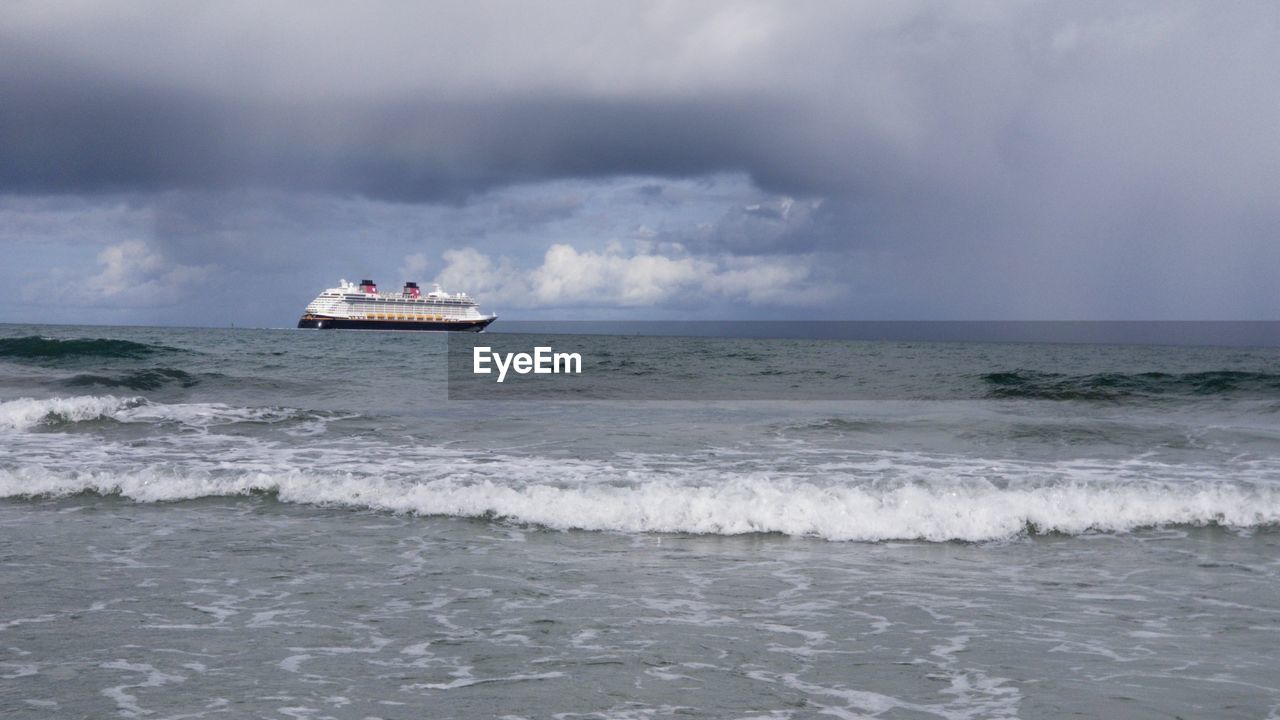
[403,281,420,298]
[359,279,377,293]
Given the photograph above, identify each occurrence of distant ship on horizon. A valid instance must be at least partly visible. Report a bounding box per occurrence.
[297,279,497,332]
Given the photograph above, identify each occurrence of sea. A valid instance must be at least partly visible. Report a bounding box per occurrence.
[2,322,1278,719]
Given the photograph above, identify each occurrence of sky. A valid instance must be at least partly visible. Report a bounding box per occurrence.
[1,1,1278,326]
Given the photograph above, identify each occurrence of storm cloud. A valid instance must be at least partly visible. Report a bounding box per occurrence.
[2,1,1278,323]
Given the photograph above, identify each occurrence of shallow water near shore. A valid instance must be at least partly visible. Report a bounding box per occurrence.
[2,323,1279,718]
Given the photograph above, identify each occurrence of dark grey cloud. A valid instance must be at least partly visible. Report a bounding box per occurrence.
[0,4,964,205]
[6,3,1277,212]
[2,2,1279,320]
[1,34,831,203]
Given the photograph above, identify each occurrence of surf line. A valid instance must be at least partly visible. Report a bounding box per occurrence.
[473,346,583,383]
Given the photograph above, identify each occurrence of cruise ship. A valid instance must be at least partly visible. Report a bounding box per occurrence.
[297,279,497,331]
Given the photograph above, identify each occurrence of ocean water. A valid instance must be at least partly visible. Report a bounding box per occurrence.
[2,323,1279,719]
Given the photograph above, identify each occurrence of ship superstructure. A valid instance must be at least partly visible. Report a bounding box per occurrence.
[297,279,497,331]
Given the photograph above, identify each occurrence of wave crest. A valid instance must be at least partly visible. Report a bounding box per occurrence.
[983,369,1280,401]
[0,395,333,431]
[0,335,184,362]
[3,467,1277,542]
[0,395,143,430]
[64,368,202,391]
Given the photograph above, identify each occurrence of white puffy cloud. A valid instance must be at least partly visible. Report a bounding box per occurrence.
[433,242,837,312]
[432,247,531,303]
[83,240,211,305]
[530,244,706,306]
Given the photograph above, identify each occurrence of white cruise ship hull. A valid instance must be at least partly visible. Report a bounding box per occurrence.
[297,314,496,332]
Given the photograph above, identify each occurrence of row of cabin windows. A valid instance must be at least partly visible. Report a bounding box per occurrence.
[346,302,467,309]
[337,294,467,304]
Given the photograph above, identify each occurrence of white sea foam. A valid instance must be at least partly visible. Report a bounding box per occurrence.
[114,401,312,427]
[0,395,142,430]
[2,462,1278,542]
[0,395,322,432]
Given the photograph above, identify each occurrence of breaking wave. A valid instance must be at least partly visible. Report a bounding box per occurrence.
[3,465,1278,542]
[0,395,144,430]
[0,395,332,431]
[0,335,186,362]
[983,369,1280,401]
[5,391,1279,542]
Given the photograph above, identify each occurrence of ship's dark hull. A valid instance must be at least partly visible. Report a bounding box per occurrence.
[297,315,495,332]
